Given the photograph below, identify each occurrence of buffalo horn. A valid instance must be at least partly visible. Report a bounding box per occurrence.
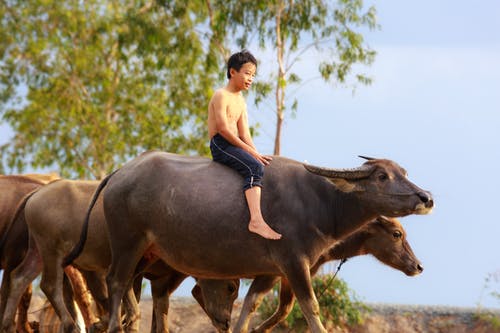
[358,155,376,160]
[304,163,374,179]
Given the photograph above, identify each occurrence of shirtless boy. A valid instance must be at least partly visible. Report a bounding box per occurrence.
[208,50,282,240]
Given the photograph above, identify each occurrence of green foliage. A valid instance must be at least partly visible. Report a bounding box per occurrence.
[476,270,500,330]
[259,275,370,331]
[0,0,223,178]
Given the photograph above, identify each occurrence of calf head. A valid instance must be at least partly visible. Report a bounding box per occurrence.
[191,278,240,332]
[304,157,434,218]
[363,216,423,276]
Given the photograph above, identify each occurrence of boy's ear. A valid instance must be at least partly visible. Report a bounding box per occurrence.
[229,68,236,78]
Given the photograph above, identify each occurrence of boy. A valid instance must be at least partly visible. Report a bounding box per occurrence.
[208,50,282,240]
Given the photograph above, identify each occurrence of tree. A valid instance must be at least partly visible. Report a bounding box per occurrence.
[212,0,378,155]
[0,0,222,178]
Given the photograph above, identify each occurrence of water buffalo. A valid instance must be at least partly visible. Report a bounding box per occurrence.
[65,152,433,333]
[234,216,422,333]
[0,179,238,333]
[0,175,58,333]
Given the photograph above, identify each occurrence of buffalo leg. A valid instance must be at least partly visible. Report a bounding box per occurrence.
[81,270,108,319]
[233,276,279,333]
[252,278,296,333]
[120,286,140,332]
[39,254,80,333]
[0,245,42,333]
[282,263,326,333]
[106,239,149,333]
[62,273,80,323]
[150,272,187,333]
[65,266,99,328]
[16,283,34,333]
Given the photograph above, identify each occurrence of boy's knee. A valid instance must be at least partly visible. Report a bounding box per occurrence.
[253,163,264,178]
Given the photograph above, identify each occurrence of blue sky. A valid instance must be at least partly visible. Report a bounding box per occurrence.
[1,1,499,309]
[250,0,500,309]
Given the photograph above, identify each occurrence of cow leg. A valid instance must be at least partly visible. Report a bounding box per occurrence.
[0,243,42,333]
[282,263,326,333]
[15,283,34,333]
[252,278,296,333]
[150,273,187,333]
[40,256,80,333]
[233,276,279,333]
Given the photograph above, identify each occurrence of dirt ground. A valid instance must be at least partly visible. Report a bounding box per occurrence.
[29,295,500,333]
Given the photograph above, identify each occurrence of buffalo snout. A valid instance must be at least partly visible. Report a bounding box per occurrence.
[413,190,434,214]
[213,318,231,332]
[417,191,433,206]
[406,262,424,276]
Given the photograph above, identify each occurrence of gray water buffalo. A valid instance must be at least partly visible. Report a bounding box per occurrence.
[65,152,433,333]
[0,174,58,333]
[234,216,422,333]
[0,179,238,333]
[0,180,111,333]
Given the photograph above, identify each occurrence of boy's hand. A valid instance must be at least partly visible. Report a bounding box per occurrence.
[253,153,272,166]
[262,155,273,166]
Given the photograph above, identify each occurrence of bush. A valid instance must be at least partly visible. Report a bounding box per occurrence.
[258,274,370,331]
[476,271,500,330]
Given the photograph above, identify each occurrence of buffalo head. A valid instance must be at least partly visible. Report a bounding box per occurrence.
[362,216,423,276]
[304,158,434,217]
[191,279,240,332]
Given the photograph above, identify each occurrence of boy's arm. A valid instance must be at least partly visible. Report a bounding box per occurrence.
[237,108,257,151]
[237,106,272,165]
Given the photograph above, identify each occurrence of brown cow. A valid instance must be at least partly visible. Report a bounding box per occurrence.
[0,175,54,333]
[0,179,239,333]
[234,216,422,333]
[64,152,433,333]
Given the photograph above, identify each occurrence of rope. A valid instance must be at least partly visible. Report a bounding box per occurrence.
[316,258,348,301]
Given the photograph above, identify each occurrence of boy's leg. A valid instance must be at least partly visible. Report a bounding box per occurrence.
[245,186,282,240]
[211,134,281,240]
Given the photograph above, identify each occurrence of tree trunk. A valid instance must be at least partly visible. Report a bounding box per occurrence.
[273,0,285,156]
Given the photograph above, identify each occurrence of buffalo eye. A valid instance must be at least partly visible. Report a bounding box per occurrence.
[378,173,388,181]
[393,230,402,239]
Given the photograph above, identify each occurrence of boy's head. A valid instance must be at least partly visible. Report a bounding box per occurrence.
[227,50,257,79]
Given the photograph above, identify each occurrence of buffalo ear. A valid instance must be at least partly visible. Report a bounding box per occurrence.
[328,178,358,193]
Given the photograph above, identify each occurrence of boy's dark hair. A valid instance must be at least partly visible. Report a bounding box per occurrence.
[227,50,257,79]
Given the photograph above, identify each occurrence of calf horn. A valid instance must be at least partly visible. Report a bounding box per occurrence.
[304,163,374,179]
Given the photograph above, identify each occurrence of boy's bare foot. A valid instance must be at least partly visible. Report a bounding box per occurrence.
[249,219,282,240]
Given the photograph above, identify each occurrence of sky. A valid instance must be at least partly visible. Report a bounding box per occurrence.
[1,1,500,309]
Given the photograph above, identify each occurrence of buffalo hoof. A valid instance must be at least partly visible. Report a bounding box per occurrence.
[88,321,107,333]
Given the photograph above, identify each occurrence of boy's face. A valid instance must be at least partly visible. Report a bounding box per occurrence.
[230,62,256,91]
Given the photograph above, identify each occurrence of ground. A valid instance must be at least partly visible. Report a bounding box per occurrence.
[29,295,500,333]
